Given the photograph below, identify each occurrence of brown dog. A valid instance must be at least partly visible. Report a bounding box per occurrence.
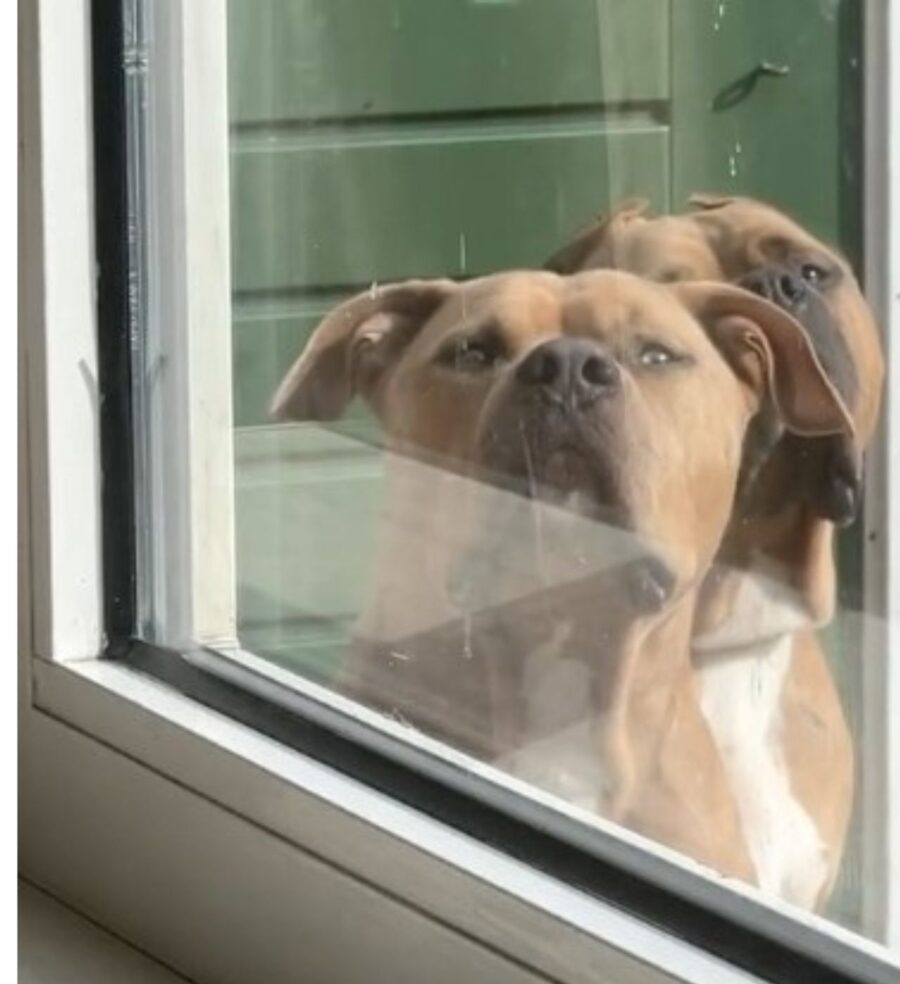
[272,269,852,895]
[545,196,885,908]
[545,195,883,534]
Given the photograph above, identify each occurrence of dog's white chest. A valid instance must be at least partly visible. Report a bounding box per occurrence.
[697,637,828,908]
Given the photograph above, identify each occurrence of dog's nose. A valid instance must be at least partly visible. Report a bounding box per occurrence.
[741,267,808,310]
[515,338,619,404]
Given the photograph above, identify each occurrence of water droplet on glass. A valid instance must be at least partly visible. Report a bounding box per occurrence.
[713,0,726,30]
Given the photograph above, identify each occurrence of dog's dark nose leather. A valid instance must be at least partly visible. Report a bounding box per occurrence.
[516,338,619,404]
[741,267,808,311]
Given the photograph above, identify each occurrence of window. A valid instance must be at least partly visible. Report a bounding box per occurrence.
[19,2,900,982]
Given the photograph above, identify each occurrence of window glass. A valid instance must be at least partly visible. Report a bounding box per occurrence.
[224,0,893,945]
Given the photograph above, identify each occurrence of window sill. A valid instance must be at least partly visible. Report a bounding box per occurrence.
[22,653,783,984]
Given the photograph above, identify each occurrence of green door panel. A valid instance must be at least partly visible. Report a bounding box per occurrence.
[671,0,860,249]
[228,0,669,124]
[231,125,669,293]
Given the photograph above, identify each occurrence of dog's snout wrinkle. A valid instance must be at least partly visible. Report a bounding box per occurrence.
[515,338,619,406]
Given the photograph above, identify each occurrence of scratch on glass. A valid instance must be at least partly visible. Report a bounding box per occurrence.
[713,0,727,32]
[461,612,474,659]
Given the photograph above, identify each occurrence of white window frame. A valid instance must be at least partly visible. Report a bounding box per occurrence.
[862,0,900,948]
[127,0,237,653]
[18,1,900,982]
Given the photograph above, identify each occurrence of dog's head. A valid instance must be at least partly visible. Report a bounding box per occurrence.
[687,195,883,458]
[545,195,884,530]
[273,270,852,615]
[545,198,725,284]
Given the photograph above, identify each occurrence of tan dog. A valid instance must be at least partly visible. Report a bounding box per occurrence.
[272,270,852,895]
[545,195,883,534]
[545,196,885,908]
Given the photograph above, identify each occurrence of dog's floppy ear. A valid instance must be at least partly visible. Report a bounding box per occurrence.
[543,198,651,274]
[674,282,855,438]
[270,279,457,421]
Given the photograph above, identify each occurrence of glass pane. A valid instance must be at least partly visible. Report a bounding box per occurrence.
[224,0,893,952]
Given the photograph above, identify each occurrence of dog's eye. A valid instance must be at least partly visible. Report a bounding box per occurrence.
[638,343,681,368]
[438,334,503,372]
[800,262,831,287]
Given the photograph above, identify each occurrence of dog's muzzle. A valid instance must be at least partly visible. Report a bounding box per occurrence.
[739,265,862,526]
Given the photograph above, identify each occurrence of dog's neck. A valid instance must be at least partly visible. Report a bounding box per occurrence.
[508,587,755,880]
[346,445,703,766]
[693,564,824,653]
[343,451,758,880]
[687,508,840,908]
[597,595,698,808]
[694,498,836,648]
[689,557,839,909]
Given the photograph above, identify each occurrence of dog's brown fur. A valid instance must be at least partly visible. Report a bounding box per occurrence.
[545,196,885,907]
[273,270,852,887]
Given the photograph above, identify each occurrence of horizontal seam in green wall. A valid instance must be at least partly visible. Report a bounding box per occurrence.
[231,115,669,153]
